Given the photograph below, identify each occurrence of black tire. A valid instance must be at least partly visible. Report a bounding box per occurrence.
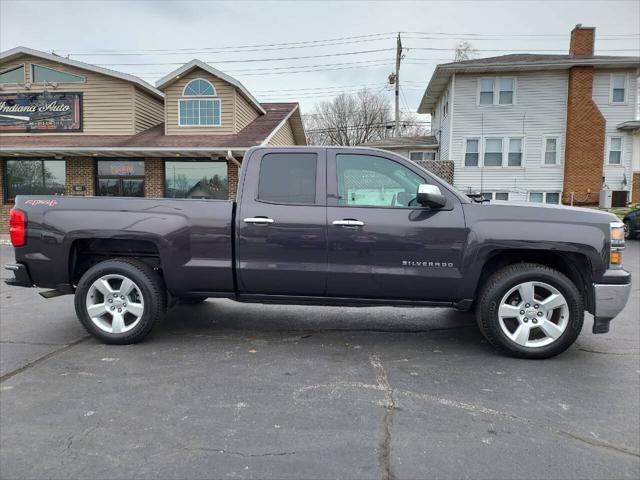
[74,258,167,344]
[624,220,635,240]
[178,297,207,305]
[476,263,584,359]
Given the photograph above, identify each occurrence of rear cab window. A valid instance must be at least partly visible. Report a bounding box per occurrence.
[257,153,317,205]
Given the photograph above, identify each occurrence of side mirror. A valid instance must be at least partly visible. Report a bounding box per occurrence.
[417,184,446,208]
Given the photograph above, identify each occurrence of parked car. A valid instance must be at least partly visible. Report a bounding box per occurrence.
[623,207,640,240]
[5,147,632,359]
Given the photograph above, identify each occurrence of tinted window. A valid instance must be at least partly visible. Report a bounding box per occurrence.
[336,154,423,208]
[4,159,65,199]
[97,160,145,176]
[257,153,317,204]
[165,160,228,199]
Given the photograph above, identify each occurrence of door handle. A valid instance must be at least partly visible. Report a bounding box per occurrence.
[243,217,275,225]
[332,219,365,227]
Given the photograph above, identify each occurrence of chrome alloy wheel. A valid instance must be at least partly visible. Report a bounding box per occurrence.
[497,281,569,348]
[85,274,145,334]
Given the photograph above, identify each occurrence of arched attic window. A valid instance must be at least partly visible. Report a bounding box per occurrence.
[179,78,220,126]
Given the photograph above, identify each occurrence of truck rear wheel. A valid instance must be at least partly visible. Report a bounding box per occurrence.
[477,263,584,359]
[74,258,167,344]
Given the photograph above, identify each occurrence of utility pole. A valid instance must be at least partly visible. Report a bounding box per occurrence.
[394,32,402,137]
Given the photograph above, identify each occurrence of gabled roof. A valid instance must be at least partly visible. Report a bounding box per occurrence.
[359,135,438,148]
[155,59,265,115]
[418,53,640,113]
[0,46,164,100]
[0,103,305,156]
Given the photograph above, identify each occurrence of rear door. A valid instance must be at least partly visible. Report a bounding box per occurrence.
[326,149,467,301]
[237,148,327,296]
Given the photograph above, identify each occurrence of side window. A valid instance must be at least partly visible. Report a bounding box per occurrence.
[257,153,317,204]
[336,154,424,208]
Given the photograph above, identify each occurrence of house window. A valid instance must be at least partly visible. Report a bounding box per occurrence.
[479,77,515,105]
[96,160,145,197]
[529,192,560,204]
[409,151,436,161]
[0,65,25,84]
[611,74,627,103]
[165,159,228,199]
[484,138,503,167]
[607,137,623,165]
[479,78,494,105]
[179,78,220,126]
[32,65,85,83]
[3,159,66,201]
[543,137,560,165]
[464,139,480,166]
[499,78,514,104]
[482,192,509,201]
[507,138,523,166]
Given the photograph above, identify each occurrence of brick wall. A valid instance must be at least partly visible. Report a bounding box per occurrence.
[562,66,606,205]
[144,159,164,197]
[227,160,239,200]
[632,172,640,204]
[65,157,95,196]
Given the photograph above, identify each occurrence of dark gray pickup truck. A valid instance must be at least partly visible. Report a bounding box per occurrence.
[5,147,632,358]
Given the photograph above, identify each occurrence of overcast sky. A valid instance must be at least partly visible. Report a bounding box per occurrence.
[1,0,638,124]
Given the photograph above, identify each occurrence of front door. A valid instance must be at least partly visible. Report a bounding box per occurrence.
[326,150,467,301]
[96,159,145,197]
[237,149,327,296]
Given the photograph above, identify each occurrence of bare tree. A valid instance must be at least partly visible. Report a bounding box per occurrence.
[397,111,430,137]
[454,41,477,62]
[305,88,391,146]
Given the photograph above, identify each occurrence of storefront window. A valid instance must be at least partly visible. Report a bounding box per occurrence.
[96,159,145,197]
[165,160,228,199]
[3,159,66,200]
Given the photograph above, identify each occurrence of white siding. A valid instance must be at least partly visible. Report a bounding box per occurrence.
[592,69,637,192]
[450,71,568,201]
[431,78,453,160]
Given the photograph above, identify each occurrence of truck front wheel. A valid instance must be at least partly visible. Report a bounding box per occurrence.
[477,263,584,359]
[74,258,167,344]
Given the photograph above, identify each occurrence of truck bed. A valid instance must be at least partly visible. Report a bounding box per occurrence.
[12,196,235,295]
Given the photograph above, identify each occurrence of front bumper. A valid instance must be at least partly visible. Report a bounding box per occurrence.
[592,269,632,333]
[4,263,33,288]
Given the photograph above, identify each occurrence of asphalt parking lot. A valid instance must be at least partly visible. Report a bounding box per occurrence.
[0,242,638,480]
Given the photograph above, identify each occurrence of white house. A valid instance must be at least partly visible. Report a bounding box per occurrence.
[418,25,640,205]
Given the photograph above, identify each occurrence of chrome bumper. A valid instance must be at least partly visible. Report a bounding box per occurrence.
[592,282,632,333]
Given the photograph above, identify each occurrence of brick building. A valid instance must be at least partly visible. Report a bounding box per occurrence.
[0,50,306,232]
[417,26,640,206]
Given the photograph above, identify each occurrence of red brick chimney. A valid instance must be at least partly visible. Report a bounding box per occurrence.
[562,25,605,205]
[569,24,595,57]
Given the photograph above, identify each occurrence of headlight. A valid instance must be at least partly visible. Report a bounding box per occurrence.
[610,222,625,268]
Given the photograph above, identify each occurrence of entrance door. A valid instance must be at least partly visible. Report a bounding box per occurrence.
[237,149,327,296]
[96,159,145,197]
[326,150,467,301]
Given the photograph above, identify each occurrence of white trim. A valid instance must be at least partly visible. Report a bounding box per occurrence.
[182,78,216,97]
[0,63,25,85]
[606,135,624,166]
[0,46,163,99]
[156,59,265,115]
[260,104,298,146]
[609,73,628,105]
[31,63,86,84]
[541,135,562,167]
[177,98,222,127]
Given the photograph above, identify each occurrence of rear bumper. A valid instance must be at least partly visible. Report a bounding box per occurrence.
[4,263,33,288]
[592,269,632,334]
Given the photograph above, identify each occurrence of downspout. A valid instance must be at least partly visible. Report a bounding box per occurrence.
[226,150,241,168]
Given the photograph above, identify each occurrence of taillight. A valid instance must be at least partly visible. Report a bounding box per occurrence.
[9,209,26,247]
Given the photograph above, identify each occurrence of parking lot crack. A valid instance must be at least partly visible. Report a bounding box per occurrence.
[370,355,397,480]
[182,447,300,457]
